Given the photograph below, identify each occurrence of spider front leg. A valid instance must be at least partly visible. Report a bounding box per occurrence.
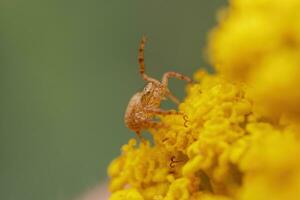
[162,71,192,86]
[146,107,182,116]
[162,71,192,104]
[145,108,189,127]
[166,89,180,105]
[138,36,160,84]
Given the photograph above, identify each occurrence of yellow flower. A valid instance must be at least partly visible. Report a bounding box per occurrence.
[208,0,300,119]
[108,0,300,199]
[108,71,300,200]
[108,70,300,199]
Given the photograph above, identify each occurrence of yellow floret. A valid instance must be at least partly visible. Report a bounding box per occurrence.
[110,188,144,200]
[238,127,300,200]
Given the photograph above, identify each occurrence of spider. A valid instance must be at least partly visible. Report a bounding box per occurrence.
[124,36,192,138]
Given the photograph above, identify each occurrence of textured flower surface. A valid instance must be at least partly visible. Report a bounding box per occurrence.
[108,0,300,199]
[108,71,300,200]
[208,0,300,118]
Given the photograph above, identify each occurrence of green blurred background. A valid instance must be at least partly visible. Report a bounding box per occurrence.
[0,0,227,199]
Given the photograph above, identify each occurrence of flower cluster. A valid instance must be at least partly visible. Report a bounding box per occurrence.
[108,0,300,199]
[208,0,300,119]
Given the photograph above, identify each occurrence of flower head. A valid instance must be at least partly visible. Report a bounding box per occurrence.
[108,0,300,199]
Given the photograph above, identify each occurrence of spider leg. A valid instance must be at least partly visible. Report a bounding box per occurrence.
[138,36,159,83]
[135,130,146,144]
[135,130,142,139]
[161,71,192,86]
[145,107,182,116]
[166,90,180,105]
[142,120,165,130]
[146,108,189,127]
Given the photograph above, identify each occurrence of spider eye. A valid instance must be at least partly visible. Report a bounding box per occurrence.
[143,83,153,93]
[143,85,148,92]
[143,87,151,94]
